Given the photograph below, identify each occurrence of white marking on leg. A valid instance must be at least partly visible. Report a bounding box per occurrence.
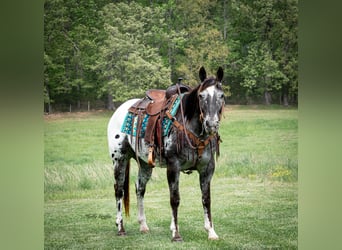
[170,213,177,238]
[204,210,219,240]
[137,195,149,233]
[116,199,123,232]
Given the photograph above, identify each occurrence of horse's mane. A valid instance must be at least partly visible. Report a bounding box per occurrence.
[183,77,222,121]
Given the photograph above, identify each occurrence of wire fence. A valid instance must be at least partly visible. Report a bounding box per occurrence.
[44,93,297,114]
[44,100,109,113]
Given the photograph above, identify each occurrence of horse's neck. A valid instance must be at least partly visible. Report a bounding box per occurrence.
[180,97,204,137]
[186,115,203,137]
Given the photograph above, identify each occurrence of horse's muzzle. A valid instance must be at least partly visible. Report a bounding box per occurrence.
[204,120,219,135]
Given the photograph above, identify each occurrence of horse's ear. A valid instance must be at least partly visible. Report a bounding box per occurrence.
[199,66,207,82]
[216,67,224,82]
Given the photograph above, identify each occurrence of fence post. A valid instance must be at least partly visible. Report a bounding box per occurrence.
[88,101,90,111]
[69,104,71,113]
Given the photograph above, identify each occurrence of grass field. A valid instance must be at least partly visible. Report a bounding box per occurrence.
[44,105,298,249]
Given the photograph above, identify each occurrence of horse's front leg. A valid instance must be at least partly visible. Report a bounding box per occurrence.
[167,162,183,242]
[136,162,152,233]
[200,159,219,240]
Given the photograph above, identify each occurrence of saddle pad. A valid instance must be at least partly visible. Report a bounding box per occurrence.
[120,94,182,138]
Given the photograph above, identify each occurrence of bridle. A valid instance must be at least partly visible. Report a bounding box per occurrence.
[165,81,223,159]
[197,80,225,125]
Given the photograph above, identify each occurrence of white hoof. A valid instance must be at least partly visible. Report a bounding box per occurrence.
[140,224,149,233]
[208,234,219,240]
[208,229,219,240]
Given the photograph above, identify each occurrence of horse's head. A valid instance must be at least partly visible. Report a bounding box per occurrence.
[197,66,225,135]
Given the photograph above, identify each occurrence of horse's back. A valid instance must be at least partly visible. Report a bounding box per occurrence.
[107,98,140,156]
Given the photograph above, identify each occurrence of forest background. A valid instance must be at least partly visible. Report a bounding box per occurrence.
[44,0,298,112]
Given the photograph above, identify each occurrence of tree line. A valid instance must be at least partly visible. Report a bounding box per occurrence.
[44,0,298,112]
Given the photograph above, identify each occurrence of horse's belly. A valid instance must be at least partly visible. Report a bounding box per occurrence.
[128,137,168,167]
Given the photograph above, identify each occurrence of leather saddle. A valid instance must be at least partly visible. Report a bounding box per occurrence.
[127,84,191,166]
[128,89,166,115]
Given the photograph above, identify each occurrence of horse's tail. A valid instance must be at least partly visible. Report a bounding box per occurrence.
[123,160,130,217]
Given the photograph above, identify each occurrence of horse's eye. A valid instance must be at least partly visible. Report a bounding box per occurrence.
[199,94,205,99]
[219,94,224,99]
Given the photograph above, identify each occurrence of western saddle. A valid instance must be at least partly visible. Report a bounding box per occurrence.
[127,83,191,167]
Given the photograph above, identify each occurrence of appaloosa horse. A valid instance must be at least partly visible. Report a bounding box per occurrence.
[107,66,225,241]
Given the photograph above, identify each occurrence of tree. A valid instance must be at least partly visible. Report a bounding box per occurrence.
[240,42,287,104]
[272,0,298,105]
[227,0,297,105]
[44,0,71,107]
[44,0,111,110]
[171,0,230,86]
[96,2,171,106]
[44,0,297,109]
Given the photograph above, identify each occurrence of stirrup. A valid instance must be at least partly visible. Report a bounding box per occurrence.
[147,145,155,167]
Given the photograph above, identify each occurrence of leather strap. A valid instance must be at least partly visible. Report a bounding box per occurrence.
[165,110,216,158]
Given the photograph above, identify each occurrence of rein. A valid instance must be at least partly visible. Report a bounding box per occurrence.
[176,83,197,151]
[165,109,216,158]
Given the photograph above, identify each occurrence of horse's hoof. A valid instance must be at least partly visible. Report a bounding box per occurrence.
[140,226,149,234]
[208,236,219,240]
[208,229,219,240]
[208,233,219,240]
[117,230,126,236]
[171,236,183,242]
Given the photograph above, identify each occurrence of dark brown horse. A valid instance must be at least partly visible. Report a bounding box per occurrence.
[107,66,225,241]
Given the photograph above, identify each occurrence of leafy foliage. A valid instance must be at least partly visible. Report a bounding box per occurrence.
[96,2,171,101]
[44,0,298,109]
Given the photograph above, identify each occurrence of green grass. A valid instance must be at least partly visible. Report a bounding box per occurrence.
[44,106,297,249]
[218,107,298,181]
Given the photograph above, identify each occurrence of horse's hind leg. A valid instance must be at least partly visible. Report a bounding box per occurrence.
[135,161,152,233]
[113,157,130,236]
[111,135,131,236]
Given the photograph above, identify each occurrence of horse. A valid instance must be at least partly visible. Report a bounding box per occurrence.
[107,66,225,241]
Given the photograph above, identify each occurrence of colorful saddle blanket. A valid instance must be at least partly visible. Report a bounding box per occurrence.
[120,95,182,137]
